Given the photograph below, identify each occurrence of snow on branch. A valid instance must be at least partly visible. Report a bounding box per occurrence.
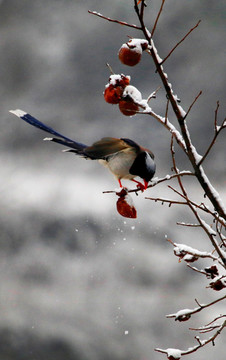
[155,319,226,359]
[167,240,220,264]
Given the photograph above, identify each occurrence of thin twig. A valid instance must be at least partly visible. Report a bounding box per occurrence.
[106,63,114,75]
[151,0,165,38]
[205,315,226,327]
[160,20,201,65]
[166,295,226,319]
[167,185,225,227]
[214,101,220,132]
[155,319,226,356]
[147,86,161,102]
[88,10,142,30]
[187,264,208,275]
[183,91,202,121]
[134,0,151,40]
[198,102,226,167]
[145,197,187,206]
[139,0,146,20]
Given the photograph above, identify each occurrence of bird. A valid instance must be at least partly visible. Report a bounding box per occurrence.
[9,109,156,191]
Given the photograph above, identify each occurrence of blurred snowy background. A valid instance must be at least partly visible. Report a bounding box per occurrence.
[0,1,225,359]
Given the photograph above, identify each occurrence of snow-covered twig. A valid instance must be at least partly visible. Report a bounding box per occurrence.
[176,222,201,227]
[102,171,194,195]
[155,319,226,358]
[146,86,161,102]
[170,242,220,263]
[166,295,226,321]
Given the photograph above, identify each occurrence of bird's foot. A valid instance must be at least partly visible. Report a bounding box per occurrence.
[132,180,147,192]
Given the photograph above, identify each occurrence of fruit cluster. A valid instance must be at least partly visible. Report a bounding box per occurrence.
[104,74,142,116]
[104,38,149,118]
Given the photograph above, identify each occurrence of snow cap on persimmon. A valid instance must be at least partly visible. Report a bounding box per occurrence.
[118,38,149,66]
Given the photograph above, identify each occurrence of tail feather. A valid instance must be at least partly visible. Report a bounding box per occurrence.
[9,109,87,152]
[44,137,90,156]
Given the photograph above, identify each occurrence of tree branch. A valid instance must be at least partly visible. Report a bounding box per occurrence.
[183,90,202,121]
[166,295,226,320]
[151,0,165,38]
[160,20,201,66]
[198,102,226,167]
[88,10,142,30]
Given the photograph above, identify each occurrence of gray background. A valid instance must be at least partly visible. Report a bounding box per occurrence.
[0,1,225,359]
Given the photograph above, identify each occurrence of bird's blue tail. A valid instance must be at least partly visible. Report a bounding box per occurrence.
[9,109,87,152]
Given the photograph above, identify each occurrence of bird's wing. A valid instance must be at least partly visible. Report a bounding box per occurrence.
[84,137,132,159]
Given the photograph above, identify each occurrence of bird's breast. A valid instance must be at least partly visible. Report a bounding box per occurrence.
[100,148,137,180]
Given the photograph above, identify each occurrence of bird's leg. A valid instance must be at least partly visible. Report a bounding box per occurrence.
[132,179,148,192]
[118,179,123,188]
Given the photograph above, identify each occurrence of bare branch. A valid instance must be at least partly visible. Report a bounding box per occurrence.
[198,102,226,167]
[151,0,166,38]
[146,196,187,206]
[187,264,208,275]
[183,91,202,121]
[147,86,161,102]
[88,10,142,30]
[214,101,220,132]
[160,20,201,66]
[190,316,226,333]
[106,63,114,75]
[134,0,151,41]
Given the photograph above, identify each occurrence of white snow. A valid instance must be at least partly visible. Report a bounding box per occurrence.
[125,193,135,208]
[150,39,162,63]
[125,38,148,53]
[178,105,187,118]
[166,348,181,359]
[198,218,217,236]
[123,85,142,102]
[108,74,130,86]
[190,144,203,163]
[174,243,210,257]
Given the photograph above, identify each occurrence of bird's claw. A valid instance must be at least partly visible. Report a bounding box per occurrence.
[136,183,145,192]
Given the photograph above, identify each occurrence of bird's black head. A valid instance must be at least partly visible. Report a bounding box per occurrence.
[129,151,156,182]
